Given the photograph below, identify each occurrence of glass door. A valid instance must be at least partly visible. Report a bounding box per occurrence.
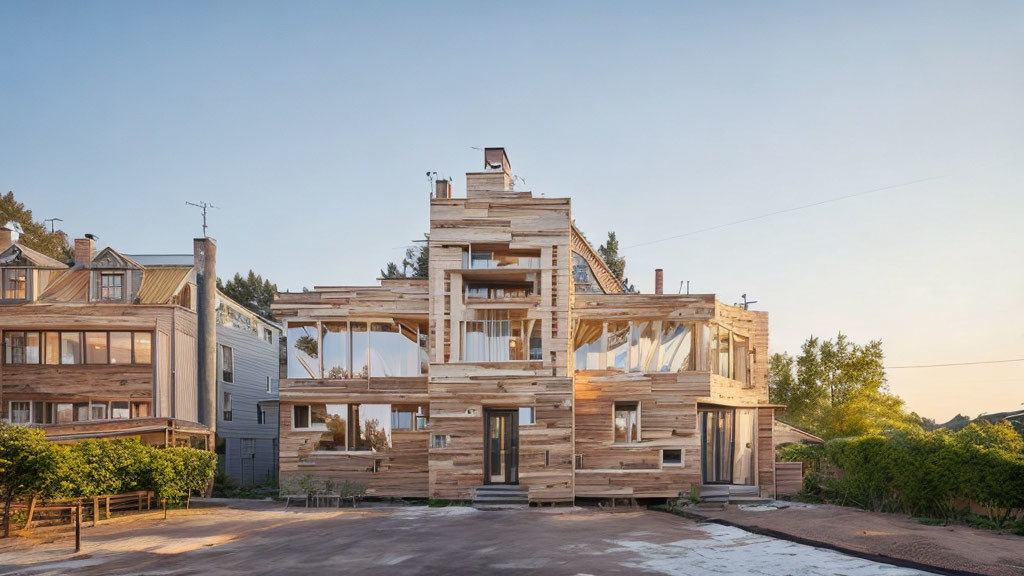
[701,409,735,484]
[484,410,519,484]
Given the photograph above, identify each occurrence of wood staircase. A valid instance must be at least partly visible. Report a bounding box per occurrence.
[473,485,529,510]
[698,484,772,505]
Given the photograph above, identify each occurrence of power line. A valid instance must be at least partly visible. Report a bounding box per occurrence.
[623,174,947,250]
[887,358,1024,369]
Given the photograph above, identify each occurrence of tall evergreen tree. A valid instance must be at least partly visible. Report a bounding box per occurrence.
[217,270,277,319]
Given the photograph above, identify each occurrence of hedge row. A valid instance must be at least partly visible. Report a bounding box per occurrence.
[1,423,217,508]
[778,421,1024,524]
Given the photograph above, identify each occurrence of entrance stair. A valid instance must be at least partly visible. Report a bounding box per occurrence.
[698,485,772,505]
[473,485,529,510]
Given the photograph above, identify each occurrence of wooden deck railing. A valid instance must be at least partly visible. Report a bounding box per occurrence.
[2,490,153,533]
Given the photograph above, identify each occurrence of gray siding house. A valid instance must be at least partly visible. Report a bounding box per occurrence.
[215,291,281,486]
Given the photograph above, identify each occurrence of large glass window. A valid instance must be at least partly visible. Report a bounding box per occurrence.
[350,323,369,378]
[733,334,749,385]
[573,321,604,370]
[465,250,541,270]
[2,269,27,300]
[109,332,132,364]
[311,403,392,452]
[606,322,630,370]
[61,332,82,365]
[287,323,320,379]
[352,404,391,451]
[370,323,420,377]
[713,326,732,378]
[4,332,27,364]
[659,323,694,372]
[322,322,350,379]
[461,311,539,362]
[85,332,108,364]
[133,332,151,364]
[111,401,130,419]
[44,332,60,364]
[614,402,640,443]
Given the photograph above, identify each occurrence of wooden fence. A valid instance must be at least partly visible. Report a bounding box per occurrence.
[2,491,153,533]
[775,461,804,496]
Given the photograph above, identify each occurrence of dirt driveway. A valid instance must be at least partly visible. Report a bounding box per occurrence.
[0,501,931,575]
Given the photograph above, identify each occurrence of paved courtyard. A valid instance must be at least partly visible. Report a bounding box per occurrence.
[0,501,929,575]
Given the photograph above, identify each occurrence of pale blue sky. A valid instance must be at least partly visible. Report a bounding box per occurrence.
[2,1,1022,421]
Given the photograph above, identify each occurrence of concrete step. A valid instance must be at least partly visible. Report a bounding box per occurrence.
[473,485,529,510]
[473,503,528,511]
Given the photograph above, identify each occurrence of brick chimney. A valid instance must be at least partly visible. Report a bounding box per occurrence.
[467,147,514,197]
[655,269,664,295]
[434,178,452,199]
[74,237,96,266]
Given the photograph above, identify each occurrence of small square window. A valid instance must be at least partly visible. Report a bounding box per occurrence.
[430,434,449,449]
[99,272,124,300]
[662,449,683,467]
[518,406,536,426]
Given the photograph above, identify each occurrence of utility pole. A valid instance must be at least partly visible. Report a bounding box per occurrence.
[186,201,218,237]
[44,217,63,233]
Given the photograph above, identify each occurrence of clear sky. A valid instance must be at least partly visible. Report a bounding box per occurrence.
[2,1,1021,422]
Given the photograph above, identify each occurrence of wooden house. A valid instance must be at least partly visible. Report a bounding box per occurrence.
[274,148,780,503]
[0,228,214,448]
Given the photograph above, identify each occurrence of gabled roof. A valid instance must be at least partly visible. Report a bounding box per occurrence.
[0,243,69,269]
[136,266,193,304]
[91,247,144,270]
[570,223,625,294]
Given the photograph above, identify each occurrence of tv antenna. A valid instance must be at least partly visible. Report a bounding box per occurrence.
[185,201,219,237]
[426,171,437,196]
[43,218,63,233]
[740,293,758,310]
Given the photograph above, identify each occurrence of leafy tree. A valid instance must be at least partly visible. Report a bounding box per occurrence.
[598,231,626,282]
[380,262,403,279]
[0,424,62,536]
[217,270,277,319]
[770,333,918,439]
[0,191,72,262]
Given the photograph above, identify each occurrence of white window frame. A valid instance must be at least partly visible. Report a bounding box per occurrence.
[292,404,326,431]
[219,344,234,383]
[613,401,641,444]
[9,401,32,424]
[662,448,683,467]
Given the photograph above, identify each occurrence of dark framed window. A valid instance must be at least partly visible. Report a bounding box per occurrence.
[222,392,232,421]
[99,272,124,300]
[219,345,234,383]
[662,449,683,467]
[2,268,27,300]
[293,405,311,429]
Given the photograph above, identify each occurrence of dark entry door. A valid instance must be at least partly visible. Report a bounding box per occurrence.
[484,410,519,484]
[701,409,735,484]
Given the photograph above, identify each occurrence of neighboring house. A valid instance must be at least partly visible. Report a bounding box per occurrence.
[0,225,216,447]
[273,148,780,503]
[215,291,281,486]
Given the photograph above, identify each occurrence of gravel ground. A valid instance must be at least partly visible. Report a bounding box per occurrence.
[0,500,934,575]
[689,501,1024,576]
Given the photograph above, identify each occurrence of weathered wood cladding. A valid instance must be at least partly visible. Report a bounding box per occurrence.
[0,303,199,421]
[427,192,575,501]
[273,279,430,321]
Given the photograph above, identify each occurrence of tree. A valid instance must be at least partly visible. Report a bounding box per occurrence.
[770,333,918,439]
[0,191,72,262]
[0,424,62,537]
[381,234,429,279]
[217,270,277,319]
[598,231,626,282]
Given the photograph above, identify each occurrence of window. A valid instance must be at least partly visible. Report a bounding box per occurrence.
[293,405,311,429]
[465,283,534,299]
[574,321,604,370]
[614,402,640,443]
[257,405,267,425]
[219,345,234,383]
[2,268,27,300]
[266,376,273,393]
[85,332,108,364]
[350,323,369,378]
[733,334,750,386]
[464,250,541,269]
[662,449,683,467]
[91,403,108,420]
[574,321,700,374]
[263,328,273,343]
[10,401,31,424]
[287,323,320,379]
[309,403,392,452]
[606,322,630,370]
[518,406,536,426]
[391,406,426,431]
[99,272,124,300]
[660,323,694,372]
[43,332,59,364]
[109,332,132,364]
[431,434,450,449]
[111,401,130,419]
[369,323,420,377]
[223,392,232,421]
[3,332,39,364]
[133,332,151,364]
[54,403,74,424]
[461,311,539,362]
[60,332,82,364]
[322,322,350,378]
[131,402,150,418]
